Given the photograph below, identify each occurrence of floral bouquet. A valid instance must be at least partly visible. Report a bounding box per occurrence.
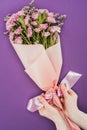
[5,0,81,130]
[5,0,66,49]
[5,0,66,90]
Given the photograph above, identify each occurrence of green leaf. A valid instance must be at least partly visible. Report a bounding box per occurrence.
[37,13,42,25]
[11,25,19,31]
[42,11,46,22]
[21,32,30,44]
[37,11,47,25]
[31,32,36,42]
[19,16,26,31]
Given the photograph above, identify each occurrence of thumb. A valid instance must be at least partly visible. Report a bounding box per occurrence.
[60,83,68,98]
[68,89,77,96]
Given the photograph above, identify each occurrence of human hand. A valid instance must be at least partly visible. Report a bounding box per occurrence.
[60,84,87,130]
[38,95,60,121]
[38,95,70,130]
[60,83,79,121]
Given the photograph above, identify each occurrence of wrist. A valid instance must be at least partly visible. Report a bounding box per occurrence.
[68,107,80,122]
[53,113,70,130]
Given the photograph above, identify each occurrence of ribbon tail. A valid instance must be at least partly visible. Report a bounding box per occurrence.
[65,116,81,130]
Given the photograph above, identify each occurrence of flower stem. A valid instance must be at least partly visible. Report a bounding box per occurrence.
[43,37,47,49]
[21,32,30,44]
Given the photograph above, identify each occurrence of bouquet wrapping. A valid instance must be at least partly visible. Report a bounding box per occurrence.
[11,35,62,91]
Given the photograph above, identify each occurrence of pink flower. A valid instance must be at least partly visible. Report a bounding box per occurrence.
[27,27,32,38]
[27,24,32,30]
[11,13,19,21]
[14,36,23,44]
[32,12,39,20]
[46,16,56,23]
[9,32,14,42]
[34,28,41,32]
[34,24,48,32]
[17,10,25,16]
[6,13,19,31]
[39,23,48,30]
[14,27,22,34]
[24,15,30,25]
[6,19,15,31]
[47,12,54,17]
[42,32,50,37]
[49,26,61,33]
[31,21,37,26]
[38,9,49,14]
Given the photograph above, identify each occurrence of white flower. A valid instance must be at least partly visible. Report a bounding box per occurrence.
[49,26,61,33]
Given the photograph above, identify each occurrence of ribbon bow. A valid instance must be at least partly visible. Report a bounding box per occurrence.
[27,71,81,130]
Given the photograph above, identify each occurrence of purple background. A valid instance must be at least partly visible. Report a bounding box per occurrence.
[0,0,87,130]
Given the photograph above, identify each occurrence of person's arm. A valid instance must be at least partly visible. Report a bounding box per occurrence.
[38,95,70,130]
[74,110,87,130]
[60,84,87,130]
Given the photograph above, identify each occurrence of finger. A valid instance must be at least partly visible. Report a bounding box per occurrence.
[49,101,54,106]
[68,89,76,95]
[53,94,63,110]
[38,96,49,108]
[60,83,68,98]
[60,97,64,103]
[39,107,45,116]
[54,85,58,91]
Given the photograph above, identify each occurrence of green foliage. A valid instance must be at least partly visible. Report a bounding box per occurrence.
[19,16,26,31]
[42,11,47,22]
[11,25,19,31]
[31,32,37,42]
[37,11,47,25]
